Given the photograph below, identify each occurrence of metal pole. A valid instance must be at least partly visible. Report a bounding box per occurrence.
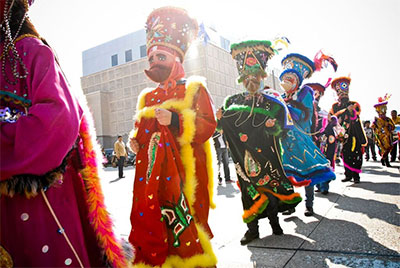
[272,69,276,90]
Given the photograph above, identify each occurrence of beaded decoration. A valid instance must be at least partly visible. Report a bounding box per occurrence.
[1,0,30,85]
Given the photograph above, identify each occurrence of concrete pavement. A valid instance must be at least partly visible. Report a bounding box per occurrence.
[100,160,400,267]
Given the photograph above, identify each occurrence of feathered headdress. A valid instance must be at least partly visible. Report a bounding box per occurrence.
[313,50,338,72]
[374,93,391,107]
[304,78,332,94]
[271,36,290,53]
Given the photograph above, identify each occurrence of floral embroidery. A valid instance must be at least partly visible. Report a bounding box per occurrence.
[147,132,161,182]
[161,192,193,247]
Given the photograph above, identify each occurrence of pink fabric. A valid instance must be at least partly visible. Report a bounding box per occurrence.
[343,161,362,173]
[1,37,80,180]
[349,109,357,121]
[0,158,104,267]
[0,37,106,266]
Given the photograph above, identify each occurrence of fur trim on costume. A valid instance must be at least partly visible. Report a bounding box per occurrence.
[258,188,303,203]
[242,189,303,223]
[79,114,130,268]
[287,176,311,187]
[0,151,70,198]
[135,76,215,211]
[204,139,216,209]
[132,223,217,268]
[242,194,269,223]
[225,103,283,136]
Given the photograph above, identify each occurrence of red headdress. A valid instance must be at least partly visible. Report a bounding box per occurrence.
[145,6,199,63]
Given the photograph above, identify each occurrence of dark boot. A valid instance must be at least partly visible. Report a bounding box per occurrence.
[268,215,283,235]
[381,158,386,166]
[385,158,392,167]
[240,230,259,245]
[282,208,295,215]
[304,206,314,217]
[240,221,259,245]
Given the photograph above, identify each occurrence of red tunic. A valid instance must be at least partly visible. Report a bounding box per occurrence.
[129,77,217,267]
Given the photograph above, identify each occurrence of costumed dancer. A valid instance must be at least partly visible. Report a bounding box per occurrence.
[305,81,336,194]
[372,94,395,167]
[315,115,339,194]
[305,80,331,147]
[217,40,306,245]
[128,6,217,267]
[0,1,129,267]
[329,76,368,182]
[279,52,337,216]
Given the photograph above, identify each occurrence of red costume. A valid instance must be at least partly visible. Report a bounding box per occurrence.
[128,7,217,267]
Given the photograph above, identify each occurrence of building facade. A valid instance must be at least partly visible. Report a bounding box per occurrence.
[81,28,282,148]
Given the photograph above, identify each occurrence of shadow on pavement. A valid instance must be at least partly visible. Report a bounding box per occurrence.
[216,182,240,198]
[246,216,399,267]
[350,181,400,196]
[109,177,124,183]
[334,194,400,226]
[361,166,400,177]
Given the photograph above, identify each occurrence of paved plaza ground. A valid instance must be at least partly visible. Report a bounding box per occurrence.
[100,159,400,268]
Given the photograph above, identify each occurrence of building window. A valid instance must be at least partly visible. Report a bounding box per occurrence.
[125,49,132,62]
[220,37,230,52]
[140,45,147,58]
[111,54,118,66]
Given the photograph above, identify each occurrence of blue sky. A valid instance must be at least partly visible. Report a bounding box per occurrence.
[29,0,400,120]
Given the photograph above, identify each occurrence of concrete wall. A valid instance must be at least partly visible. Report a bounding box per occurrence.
[82,42,245,147]
[82,30,147,76]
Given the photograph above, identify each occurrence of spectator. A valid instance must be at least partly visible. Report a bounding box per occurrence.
[364,120,377,161]
[213,130,233,185]
[114,135,127,179]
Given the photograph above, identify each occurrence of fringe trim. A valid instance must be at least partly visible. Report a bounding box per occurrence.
[0,151,70,198]
[242,190,303,223]
[132,224,217,268]
[258,188,303,203]
[79,115,129,268]
[242,194,269,223]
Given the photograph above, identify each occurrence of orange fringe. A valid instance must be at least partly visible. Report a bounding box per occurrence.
[242,194,268,220]
[258,188,301,201]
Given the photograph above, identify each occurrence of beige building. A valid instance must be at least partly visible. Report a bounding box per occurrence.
[81,41,245,148]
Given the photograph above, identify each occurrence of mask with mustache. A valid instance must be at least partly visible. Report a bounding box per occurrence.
[144,65,172,83]
[244,76,262,94]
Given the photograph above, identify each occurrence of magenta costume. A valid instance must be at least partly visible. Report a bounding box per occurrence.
[0,36,127,267]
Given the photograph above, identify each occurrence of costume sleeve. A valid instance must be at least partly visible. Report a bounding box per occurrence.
[301,92,314,118]
[354,102,361,116]
[288,105,303,121]
[178,86,216,144]
[0,45,80,180]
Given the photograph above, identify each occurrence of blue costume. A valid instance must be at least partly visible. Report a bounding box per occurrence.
[281,86,335,185]
[279,53,336,214]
